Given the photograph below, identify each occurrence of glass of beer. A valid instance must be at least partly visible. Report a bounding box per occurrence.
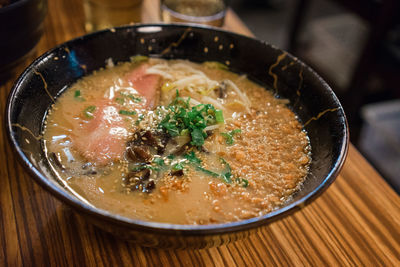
[83,0,142,32]
[160,0,229,27]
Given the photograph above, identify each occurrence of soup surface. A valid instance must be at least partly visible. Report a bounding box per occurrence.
[43,57,310,225]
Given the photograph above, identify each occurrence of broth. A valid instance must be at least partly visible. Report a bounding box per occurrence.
[43,58,310,225]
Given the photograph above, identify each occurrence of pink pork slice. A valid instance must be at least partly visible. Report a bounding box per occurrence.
[126,63,160,109]
[73,64,160,165]
[73,101,128,166]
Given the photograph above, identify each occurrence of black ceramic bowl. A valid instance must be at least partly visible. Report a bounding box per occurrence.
[6,24,348,249]
[0,0,47,81]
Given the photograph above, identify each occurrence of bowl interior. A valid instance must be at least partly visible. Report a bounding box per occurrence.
[6,24,348,232]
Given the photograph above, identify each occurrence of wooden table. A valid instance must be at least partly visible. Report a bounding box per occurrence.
[1,0,400,266]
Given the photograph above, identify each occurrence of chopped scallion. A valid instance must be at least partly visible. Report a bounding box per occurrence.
[172,162,184,171]
[215,110,224,123]
[131,165,160,171]
[135,114,144,125]
[220,129,242,145]
[196,166,219,177]
[74,90,85,101]
[190,128,205,147]
[83,106,96,119]
[119,110,137,116]
[236,178,249,188]
[153,157,165,166]
[131,55,149,63]
[184,151,202,164]
[115,97,125,105]
[127,95,142,103]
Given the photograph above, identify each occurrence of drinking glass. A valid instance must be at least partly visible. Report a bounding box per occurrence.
[83,0,142,32]
[160,0,229,27]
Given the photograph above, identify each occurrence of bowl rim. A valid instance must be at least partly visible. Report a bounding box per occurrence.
[5,23,349,235]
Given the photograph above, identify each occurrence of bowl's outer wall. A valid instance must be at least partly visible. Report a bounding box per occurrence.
[7,25,348,248]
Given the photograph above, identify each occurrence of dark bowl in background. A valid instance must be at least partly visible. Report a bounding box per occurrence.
[5,24,349,248]
[0,0,47,81]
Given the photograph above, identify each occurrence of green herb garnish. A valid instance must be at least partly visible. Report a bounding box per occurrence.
[153,157,165,166]
[236,178,249,188]
[203,61,229,70]
[220,129,242,145]
[127,95,142,103]
[158,91,220,147]
[74,90,85,101]
[196,166,220,177]
[119,92,142,103]
[220,158,232,183]
[115,97,125,105]
[83,105,96,119]
[182,152,234,184]
[215,110,224,123]
[131,55,149,64]
[131,165,160,172]
[119,110,137,116]
[172,162,184,171]
[184,151,202,164]
[190,128,206,147]
[135,114,144,125]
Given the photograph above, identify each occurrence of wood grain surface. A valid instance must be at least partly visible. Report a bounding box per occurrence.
[1,0,400,266]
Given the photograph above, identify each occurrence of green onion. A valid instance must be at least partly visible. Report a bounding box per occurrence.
[159,94,222,147]
[83,106,96,119]
[196,166,219,177]
[203,61,229,70]
[231,129,242,135]
[120,92,142,103]
[131,165,160,171]
[215,110,224,123]
[160,121,180,136]
[153,157,165,166]
[220,133,233,145]
[180,128,189,136]
[131,55,149,63]
[115,97,125,105]
[184,151,202,164]
[190,128,205,147]
[127,95,142,103]
[135,114,144,125]
[220,129,242,145]
[183,152,234,184]
[236,178,249,188]
[119,110,137,116]
[220,158,232,183]
[74,90,85,101]
[221,172,232,183]
[172,162,184,171]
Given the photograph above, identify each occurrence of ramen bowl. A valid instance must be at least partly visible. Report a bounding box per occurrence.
[6,24,348,249]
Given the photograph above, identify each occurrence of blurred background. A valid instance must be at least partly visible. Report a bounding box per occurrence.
[231,0,400,192]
